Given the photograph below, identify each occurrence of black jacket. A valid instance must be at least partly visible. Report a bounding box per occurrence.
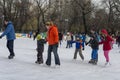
[37,39,46,49]
[117,36,120,43]
[88,33,99,49]
[89,38,99,49]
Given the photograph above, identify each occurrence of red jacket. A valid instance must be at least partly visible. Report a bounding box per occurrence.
[47,25,59,45]
[99,35,113,50]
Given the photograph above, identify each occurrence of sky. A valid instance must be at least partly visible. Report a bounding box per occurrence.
[92,0,102,6]
[92,0,102,3]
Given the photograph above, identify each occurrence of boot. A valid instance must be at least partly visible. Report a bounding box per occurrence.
[35,58,43,64]
[35,60,42,64]
[89,59,97,65]
[88,59,94,63]
[8,55,15,59]
[92,60,97,65]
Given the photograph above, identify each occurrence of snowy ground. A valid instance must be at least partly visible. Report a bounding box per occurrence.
[0,37,120,80]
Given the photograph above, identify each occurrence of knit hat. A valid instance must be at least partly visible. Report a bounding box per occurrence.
[101,29,108,35]
[37,34,42,40]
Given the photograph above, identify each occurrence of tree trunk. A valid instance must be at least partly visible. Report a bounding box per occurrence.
[82,11,87,34]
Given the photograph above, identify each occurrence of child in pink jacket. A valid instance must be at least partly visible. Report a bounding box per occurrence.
[99,29,114,65]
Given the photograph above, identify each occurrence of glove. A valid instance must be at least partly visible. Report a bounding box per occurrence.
[0,36,2,39]
[82,47,84,50]
[85,42,88,45]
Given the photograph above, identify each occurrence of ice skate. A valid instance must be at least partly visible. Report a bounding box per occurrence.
[35,57,43,64]
[104,62,111,67]
[8,55,15,59]
[92,60,97,65]
[55,65,60,68]
[88,59,94,63]
[35,60,43,64]
[89,59,97,65]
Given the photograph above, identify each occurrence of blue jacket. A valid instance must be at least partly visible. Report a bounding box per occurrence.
[1,21,16,40]
[72,41,83,49]
[80,35,86,48]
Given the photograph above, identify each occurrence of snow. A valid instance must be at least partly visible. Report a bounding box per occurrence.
[0,37,120,80]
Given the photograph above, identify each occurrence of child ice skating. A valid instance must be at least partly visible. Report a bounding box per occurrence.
[35,33,46,64]
[66,32,72,48]
[86,29,99,65]
[99,29,114,65]
[72,37,84,60]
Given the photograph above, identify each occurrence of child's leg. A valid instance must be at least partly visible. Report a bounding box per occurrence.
[104,50,110,62]
[88,50,95,63]
[37,51,43,62]
[37,46,44,63]
[91,50,94,60]
[66,41,69,48]
[89,49,98,64]
[73,49,78,59]
[91,49,98,62]
[79,49,84,60]
[68,41,71,48]
[96,53,98,62]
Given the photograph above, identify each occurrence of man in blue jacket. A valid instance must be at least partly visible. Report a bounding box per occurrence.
[0,18,16,59]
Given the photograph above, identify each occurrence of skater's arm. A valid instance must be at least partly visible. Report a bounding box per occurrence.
[1,25,12,37]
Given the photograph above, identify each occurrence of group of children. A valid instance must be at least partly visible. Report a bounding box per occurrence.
[67,29,114,65]
[35,29,114,66]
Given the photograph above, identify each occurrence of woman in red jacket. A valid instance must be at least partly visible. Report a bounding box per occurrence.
[99,29,114,65]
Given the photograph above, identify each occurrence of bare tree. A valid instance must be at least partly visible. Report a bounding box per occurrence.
[72,0,94,34]
[0,0,33,32]
[34,0,49,32]
[101,0,120,33]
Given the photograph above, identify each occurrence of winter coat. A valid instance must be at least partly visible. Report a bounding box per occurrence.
[99,35,113,50]
[47,25,59,45]
[72,40,83,49]
[82,35,86,42]
[36,34,46,49]
[66,35,71,41]
[59,32,63,41]
[89,38,99,49]
[87,33,99,49]
[1,21,16,40]
[37,39,46,49]
[117,36,120,43]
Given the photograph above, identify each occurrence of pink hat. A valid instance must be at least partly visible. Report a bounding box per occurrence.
[101,29,108,35]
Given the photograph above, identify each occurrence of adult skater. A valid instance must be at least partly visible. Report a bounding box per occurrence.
[0,18,16,59]
[45,21,60,67]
